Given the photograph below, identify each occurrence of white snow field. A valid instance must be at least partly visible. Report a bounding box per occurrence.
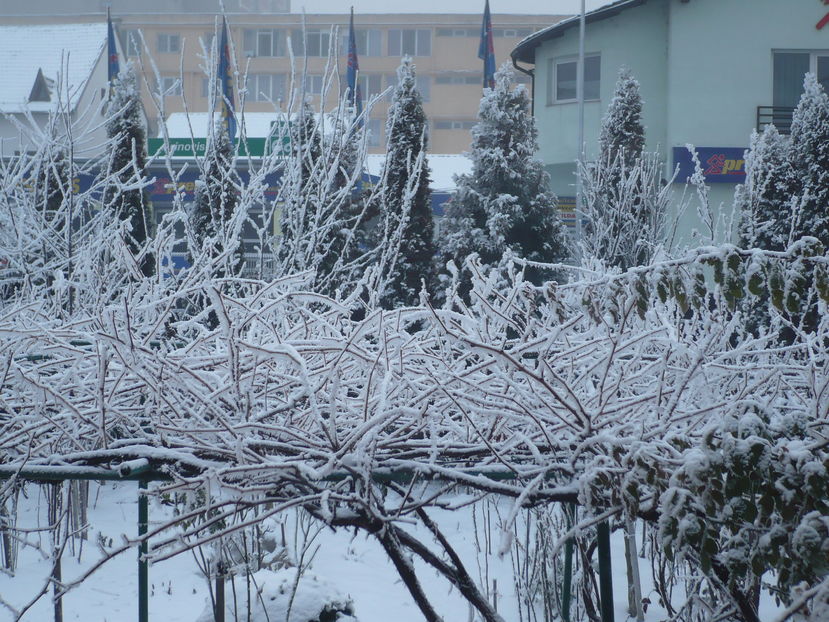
[0,481,694,622]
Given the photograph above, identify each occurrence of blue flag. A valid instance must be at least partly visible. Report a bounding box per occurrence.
[107,7,120,86]
[218,16,237,144]
[478,0,496,90]
[346,7,363,125]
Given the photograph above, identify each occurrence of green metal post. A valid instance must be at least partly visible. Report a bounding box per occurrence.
[561,504,574,622]
[597,521,615,622]
[138,480,148,622]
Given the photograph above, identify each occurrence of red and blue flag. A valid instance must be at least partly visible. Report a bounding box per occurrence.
[347,7,363,125]
[107,7,120,86]
[218,16,237,144]
[478,0,496,90]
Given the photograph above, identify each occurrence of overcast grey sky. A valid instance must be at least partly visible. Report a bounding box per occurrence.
[293,0,614,15]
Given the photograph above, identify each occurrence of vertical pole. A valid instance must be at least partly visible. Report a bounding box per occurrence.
[575,0,586,247]
[214,560,225,622]
[597,521,615,622]
[50,483,63,622]
[138,480,148,622]
[561,504,574,622]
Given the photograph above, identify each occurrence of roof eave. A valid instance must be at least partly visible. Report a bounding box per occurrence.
[511,0,647,65]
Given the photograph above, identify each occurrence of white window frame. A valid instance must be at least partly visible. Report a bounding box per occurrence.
[159,75,182,96]
[124,29,142,57]
[157,33,180,54]
[293,29,332,57]
[547,54,600,105]
[388,29,431,57]
[340,29,382,57]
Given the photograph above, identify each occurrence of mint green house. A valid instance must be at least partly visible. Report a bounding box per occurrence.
[511,0,829,246]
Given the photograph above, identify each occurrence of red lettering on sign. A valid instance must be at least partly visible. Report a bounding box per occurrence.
[818,0,829,30]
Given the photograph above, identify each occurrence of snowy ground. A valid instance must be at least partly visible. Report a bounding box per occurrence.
[0,482,781,622]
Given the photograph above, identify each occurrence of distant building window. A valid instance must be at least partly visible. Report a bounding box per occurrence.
[388,29,431,57]
[436,73,480,85]
[157,33,180,54]
[773,51,829,108]
[124,29,142,57]
[436,28,477,37]
[301,75,325,95]
[492,28,533,38]
[548,54,600,104]
[367,118,381,147]
[159,76,182,96]
[417,76,431,102]
[247,73,286,102]
[340,29,382,57]
[358,74,384,101]
[243,29,286,57]
[202,31,216,54]
[292,29,332,57]
[434,120,476,130]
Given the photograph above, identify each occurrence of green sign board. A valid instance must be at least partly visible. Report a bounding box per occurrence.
[148,135,290,158]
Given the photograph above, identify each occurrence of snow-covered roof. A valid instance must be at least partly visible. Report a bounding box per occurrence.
[512,0,644,65]
[366,154,471,192]
[0,23,107,114]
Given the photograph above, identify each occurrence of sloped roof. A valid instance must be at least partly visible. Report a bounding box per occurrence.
[512,0,647,65]
[0,23,107,114]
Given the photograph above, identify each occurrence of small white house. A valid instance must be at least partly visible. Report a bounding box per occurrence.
[0,23,113,158]
[511,0,829,245]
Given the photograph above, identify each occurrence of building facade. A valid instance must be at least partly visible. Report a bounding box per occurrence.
[2,3,564,154]
[512,0,829,246]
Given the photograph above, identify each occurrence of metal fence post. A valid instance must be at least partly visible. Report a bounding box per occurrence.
[597,521,615,622]
[561,504,574,622]
[138,480,148,622]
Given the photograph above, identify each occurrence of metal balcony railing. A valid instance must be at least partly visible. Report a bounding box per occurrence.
[756,106,795,134]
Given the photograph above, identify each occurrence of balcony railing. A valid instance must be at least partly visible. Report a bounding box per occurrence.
[756,106,795,134]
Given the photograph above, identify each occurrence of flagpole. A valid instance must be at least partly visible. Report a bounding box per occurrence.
[575,0,586,248]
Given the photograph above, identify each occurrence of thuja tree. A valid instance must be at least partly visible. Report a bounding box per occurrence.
[438,63,567,299]
[380,57,436,308]
[189,123,241,277]
[580,67,666,271]
[103,65,153,276]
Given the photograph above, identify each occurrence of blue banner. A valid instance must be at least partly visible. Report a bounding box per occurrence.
[478,0,496,90]
[673,146,747,184]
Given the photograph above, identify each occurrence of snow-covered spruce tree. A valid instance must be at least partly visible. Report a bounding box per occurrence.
[737,124,794,252]
[103,65,153,276]
[189,123,241,277]
[580,67,665,271]
[380,57,436,308]
[276,101,324,275]
[438,63,567,298]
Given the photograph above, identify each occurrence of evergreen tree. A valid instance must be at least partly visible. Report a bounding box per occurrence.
[189,123,241,276]
[438,64,567,296]
[598,66,645,170]
[737,124,793,252]
[277,101,323,274]
[380,57,436,308]
[104,65,153,276]
[788,72,829,248]
[581,67,664,271]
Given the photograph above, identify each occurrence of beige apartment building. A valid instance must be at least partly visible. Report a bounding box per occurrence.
[0,1,564,154]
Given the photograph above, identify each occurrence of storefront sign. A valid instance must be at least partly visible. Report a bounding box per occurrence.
[147,135,290,158]
[672,147,747,184]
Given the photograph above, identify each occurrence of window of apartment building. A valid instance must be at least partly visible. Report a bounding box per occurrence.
[292,29,332,57]
[773,51,829,108]
[243,29,286,57]
[492,28,533,38]
[300,75,325,95]
[124,29,142,56]
[202,31,216,54]
[434,119,476,130]
[548,54,600,104]
[436,28,477,37]
[159,76,182,96]
[388,29,431,57]
[366,118,382,146]
[340,29,382,56]
[247,73,286,102]
[382,74,429,101]
[435,73,480,85]
[157,33,180,54]
[357,74,384,101]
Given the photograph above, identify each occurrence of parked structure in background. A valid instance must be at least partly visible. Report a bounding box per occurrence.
[1,1,564,154]
[511,0,829,246]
